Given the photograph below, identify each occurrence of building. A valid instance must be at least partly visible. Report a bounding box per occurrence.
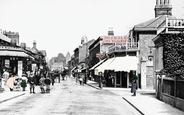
[0,32,33,77]
[88,28,138,88]
[152,19,184,111]
[3,30,20,45]
[130,0,175,89]
[65,52,71,66]
[78,37,95,71]
[51,62,64,71]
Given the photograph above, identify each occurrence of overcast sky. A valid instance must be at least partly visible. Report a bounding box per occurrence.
[0,0,183,60]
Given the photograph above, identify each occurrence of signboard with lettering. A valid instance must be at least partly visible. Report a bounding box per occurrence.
[100,36,128,43]
[18,61,23,77]
[96,53,106,58]
[5,60,10,68]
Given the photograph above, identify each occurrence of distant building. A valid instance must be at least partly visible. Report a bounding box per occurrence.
[3,30,19,45]
[51,62,63,71]
[65,52,71,66]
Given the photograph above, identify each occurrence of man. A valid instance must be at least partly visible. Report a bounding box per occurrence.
[28,72,36,94]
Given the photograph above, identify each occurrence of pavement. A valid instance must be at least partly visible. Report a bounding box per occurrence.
[86,80,184,115]
[1,79,184,115]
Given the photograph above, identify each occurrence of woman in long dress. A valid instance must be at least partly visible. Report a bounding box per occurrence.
[6,75,15,91]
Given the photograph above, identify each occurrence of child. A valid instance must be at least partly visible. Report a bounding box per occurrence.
[44,76,51,93]
[39,76,45,93]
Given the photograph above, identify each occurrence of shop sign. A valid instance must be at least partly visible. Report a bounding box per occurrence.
[5,60,10,68]
[96,53,106,58]
[18,61,23,77]
[32,64,37,72]
[100,36,128,43]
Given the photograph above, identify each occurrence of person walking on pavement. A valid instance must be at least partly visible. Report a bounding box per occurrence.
[28,72,36,94]
[131,71,138,96]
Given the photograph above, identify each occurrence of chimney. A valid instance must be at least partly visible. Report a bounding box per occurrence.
[108,27,114,36]
[33,40,36,48]
[155,0,172,18]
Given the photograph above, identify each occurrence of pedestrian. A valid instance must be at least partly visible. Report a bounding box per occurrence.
[81,74,85,85]
[131,71,138,96]
[28,72,36,94]
[79,76,83,85]
[44,76,51,93]
[6,75,15,91]
[50,72,55,86]
[2,69,9,91]
[39,75,45,93]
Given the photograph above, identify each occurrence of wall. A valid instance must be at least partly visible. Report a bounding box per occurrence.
[79,40,95,63]
[139,34,156,89]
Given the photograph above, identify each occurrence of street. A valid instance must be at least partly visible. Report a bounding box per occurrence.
[0,77,140,115]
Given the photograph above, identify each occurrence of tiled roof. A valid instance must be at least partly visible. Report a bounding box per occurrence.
[133,15,176,31]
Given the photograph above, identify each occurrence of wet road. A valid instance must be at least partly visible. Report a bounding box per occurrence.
[0,77,141,115]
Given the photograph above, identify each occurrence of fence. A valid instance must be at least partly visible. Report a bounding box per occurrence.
[157,76,184,111]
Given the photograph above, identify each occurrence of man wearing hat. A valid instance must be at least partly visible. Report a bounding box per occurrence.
[28,72,36,94]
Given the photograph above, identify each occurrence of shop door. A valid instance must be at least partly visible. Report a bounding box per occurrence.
[121,72,127,88]
[116,72,121,87]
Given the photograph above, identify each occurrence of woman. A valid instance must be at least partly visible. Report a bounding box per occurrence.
[6,75,15,91]
[131,72,138,96]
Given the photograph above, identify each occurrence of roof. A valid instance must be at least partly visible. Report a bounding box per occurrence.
[0,50,30,57]
[133,15,176,31]
[0,32,11,42]
[39,50,47,56]
[88,37,101,50]
[31,47,39,54]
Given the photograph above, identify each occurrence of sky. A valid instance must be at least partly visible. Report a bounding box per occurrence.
[0,0,183,60]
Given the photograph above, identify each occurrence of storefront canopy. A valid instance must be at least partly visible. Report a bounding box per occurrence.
[95,58,115,75]
[0,51,30,57]
[106,56,138,72]
[94,56,138,75]
[89,59,106,70]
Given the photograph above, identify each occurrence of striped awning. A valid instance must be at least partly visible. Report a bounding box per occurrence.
[89,59,106,70]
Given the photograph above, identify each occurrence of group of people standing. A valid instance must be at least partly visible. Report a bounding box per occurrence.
[28,71,53,94]
[0,68,54,94]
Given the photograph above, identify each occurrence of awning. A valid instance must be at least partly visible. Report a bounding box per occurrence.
[106,56,138,72]
[0,51,30,57]
[71,67,77,72]
[89,59,106,70]
[95,58,115,75]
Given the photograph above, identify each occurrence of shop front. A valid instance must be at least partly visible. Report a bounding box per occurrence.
[0,46,33,77]
[94,56,138,88]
